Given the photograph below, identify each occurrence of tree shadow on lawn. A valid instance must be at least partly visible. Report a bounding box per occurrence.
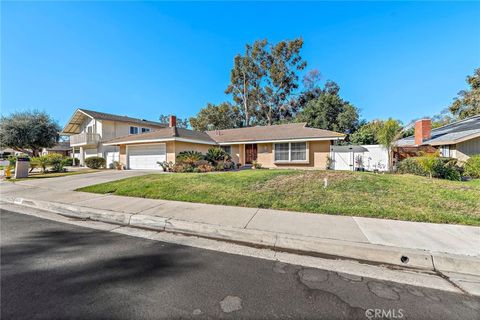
[1,222,201,320]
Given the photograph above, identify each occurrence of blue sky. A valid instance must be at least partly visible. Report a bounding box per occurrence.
[2,1,479,127]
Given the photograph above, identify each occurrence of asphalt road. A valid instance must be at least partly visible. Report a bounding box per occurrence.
[1,210,479,320]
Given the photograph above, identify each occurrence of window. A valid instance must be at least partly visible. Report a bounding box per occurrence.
[274,142,307,162]
[291,142,307,161]
[130,126,139,134]
[439,145,451,158]
[141,127,151,133]
[274,143,290,161]
[221,145,231,154]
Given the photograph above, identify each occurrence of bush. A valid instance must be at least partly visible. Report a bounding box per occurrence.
[432,158,462,181]
[397,157,462,180]
[85,156,106,169]
[63,157,74,166]
[158,161,175,172]
[176,151,204,165]
[172,163,195,173]
[45,154,66,172]
[464,155,480,179]
[205,147,231,164]
[30,155,50,173]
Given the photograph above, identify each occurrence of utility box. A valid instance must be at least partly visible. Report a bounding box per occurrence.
[14,157,30,179]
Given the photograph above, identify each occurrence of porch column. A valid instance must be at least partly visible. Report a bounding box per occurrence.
[79,146,85,166]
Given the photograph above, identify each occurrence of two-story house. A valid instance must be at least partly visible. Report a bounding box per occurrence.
[61,109,166,167]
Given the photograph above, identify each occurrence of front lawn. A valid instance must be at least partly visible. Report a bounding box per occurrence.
[78,170,480,225]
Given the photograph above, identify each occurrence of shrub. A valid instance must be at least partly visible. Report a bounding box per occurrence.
[252,160,262,169]
[397,157,462,181]
[158,161,175,172]
[176,151,204,165]
[464,155,480,179]
[63,157,74,166]
[45,154,67,172]
[205,147,231,164]
[397,158,427,176]
[214,160,235,171]
[30,155,50,173]
[196,162,214,173]
[85,156,106,169]
[417,152,440,178]
[432,158,462,181]
[172,163,194,173]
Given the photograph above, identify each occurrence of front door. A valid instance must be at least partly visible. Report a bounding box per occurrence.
[245,144,258,164]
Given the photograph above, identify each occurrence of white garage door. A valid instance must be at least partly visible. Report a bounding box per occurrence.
[128,144,166,170]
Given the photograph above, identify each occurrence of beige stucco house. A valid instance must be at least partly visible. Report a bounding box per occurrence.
[62,109,345,170]
[103,116,345,170]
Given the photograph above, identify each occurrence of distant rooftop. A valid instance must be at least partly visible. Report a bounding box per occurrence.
[396,115,480,147]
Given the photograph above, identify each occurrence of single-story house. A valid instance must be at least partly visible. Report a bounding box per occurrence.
[103,116,346,170]
[395,115,480,161]
[41,141,72,157]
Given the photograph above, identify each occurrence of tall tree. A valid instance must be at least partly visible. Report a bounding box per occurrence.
[297,81,360,134]
[158,114,189,128]
[0,110,60,156]
[189,102,243,131]
[251,38,307,125]
[448,68,480,119]
[377,118,403,171]
[349,120,384,145]
[225,44,262,127]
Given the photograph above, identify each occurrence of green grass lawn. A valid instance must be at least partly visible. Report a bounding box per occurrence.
[78,170,480,225]
[8,169,100,181]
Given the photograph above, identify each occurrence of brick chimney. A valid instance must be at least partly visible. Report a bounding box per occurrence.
[169,115,177,128]
[414,119,431,145]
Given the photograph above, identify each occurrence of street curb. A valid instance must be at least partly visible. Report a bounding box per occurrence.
[6,196,480,275]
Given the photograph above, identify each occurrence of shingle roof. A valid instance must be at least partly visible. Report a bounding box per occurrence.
[45,141,71,151]
[103,127,216,145]
[396,115,480,147]
[79,109,166,128]
[103,122,345,145]
[207,122,345,143]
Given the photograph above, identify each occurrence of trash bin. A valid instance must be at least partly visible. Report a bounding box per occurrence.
[14,157,30,179]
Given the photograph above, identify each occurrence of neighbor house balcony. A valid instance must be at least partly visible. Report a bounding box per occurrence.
[70,133,101,147]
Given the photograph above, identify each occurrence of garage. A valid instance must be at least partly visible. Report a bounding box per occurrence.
[127,144,166,170]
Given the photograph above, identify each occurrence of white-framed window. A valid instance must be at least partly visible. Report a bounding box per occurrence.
[274,143,290,161]
[141,127,151,133]
[439,145,451,158]
[291,142,307,161]
[130,126,139,134]
[274,142,307,162]
[221,145,232,154]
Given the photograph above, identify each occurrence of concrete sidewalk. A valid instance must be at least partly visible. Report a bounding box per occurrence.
[1,173,479,275]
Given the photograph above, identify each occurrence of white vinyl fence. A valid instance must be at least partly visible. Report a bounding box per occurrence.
[330,145,389,172]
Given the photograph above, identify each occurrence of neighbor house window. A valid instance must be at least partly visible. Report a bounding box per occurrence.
[439,145,451,158]
[274,142,307,162]
[141,127,151,133]
[221,145,232,154]
[130,126,139,134]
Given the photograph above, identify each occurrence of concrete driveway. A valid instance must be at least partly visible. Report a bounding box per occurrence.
[12,170,159,191]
